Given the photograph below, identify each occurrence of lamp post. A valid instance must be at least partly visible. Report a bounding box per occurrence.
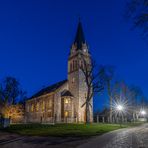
[116,104,124,127]
[117,105,123,112]
[141,110,146,116]
[140,110,146,122]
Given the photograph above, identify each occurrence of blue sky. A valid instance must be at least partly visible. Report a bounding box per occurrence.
[0,0,147,111]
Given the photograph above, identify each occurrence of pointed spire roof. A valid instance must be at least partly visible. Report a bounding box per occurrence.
[74,20,86,49]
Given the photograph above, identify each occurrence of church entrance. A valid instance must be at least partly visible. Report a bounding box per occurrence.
[61,96,73,123]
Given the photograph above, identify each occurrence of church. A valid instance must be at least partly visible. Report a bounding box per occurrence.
[25,21,93,123]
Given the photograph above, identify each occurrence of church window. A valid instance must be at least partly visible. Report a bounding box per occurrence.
[70,63,72,72]
[36,103,39,111]
[81,61,83,69]
[72,77,75,83]
[79,60,83,69]
[64,111,71,118]
[64,111,69,117]
[64,98,71,109]
[64,98,69,104]
[42,101,45,111]
[74,60,77,70]
[75,60,78,69]
[47,99,52,109]
[48,111,52,117]
[73,60,75,70]
[31,104,34,112]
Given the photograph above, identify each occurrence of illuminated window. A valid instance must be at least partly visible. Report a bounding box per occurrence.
[64,111,71,118]
[64,98,71,106]
[49,99,52,108]
[36,103,39,111]
[64,111,69,117]
[65,98,69,104]
[31,104,34,112]
[42,101,45,111]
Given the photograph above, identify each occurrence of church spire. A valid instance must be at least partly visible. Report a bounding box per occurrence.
[74,20,86,49]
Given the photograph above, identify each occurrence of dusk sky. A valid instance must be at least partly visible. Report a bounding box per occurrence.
[0,0,147,111]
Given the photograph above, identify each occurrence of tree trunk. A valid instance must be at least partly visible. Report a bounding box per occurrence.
[107,80,112,123]
[86,101,90,124]
[1,104,9,118]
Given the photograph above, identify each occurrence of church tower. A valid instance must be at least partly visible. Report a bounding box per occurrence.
[68,21,93,122]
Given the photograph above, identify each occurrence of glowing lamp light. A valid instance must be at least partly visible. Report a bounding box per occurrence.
[141,110,146,115]
[116,105,124,111]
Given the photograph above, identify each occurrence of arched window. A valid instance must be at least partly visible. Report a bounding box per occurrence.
[64,98,69,104]
[42,101,45,111]
[80,60,83,69]
[75,60,78,70]
[48,99,52,109]
[31,104,34,112]
[27,105,30,112]
[73,60,75,70]
[64,111,69,117]
[36,103,39,111]
[70,63,72,72]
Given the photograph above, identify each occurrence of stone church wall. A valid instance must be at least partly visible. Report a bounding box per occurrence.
[25,93,55,123]
[54,82,68,123]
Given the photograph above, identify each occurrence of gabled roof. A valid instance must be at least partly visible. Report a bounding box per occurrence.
[74,21,86,49]
[61,90,73,97]
[29,80,67,99]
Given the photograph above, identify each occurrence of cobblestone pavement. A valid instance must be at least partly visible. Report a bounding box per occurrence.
[0,124,148,148]
[77,123,148,148]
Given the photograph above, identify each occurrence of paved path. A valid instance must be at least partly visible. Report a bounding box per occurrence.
[0,124,148,148]
[0,131,87,148]
[77,123,148,148]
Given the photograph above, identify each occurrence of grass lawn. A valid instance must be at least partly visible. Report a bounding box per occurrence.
[1,123,130,137]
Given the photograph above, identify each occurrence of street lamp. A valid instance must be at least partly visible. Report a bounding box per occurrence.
[141,110,146,116]
[139,109,147,122]
[116,104,124,127]
[116,105,124,112]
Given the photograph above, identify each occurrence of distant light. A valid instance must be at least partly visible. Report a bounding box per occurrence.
[116,105,124,111]
[141,110,146,115]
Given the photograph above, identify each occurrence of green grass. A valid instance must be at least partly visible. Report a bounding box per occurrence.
[1,122,143,137]
[2,123,128,137]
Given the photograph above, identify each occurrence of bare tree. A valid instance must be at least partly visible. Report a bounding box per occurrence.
[110,81,132,122]
[129,85,144,120]
[129,85,143,107]
[101,66,114,122]
[80,57,105,124]
[0,77,26,118]
[125,0,148,39]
